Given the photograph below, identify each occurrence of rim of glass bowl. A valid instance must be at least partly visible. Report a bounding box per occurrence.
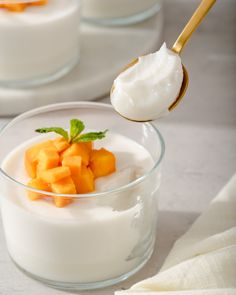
[0,102,165,199]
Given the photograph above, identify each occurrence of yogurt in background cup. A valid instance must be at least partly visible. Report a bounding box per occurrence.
[0,0,81,88]
[0,102,165,290]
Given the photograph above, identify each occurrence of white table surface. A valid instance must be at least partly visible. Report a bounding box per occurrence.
[0,0,236,294]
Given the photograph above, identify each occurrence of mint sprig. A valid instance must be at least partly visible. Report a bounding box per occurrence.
[70,119,85,142]
[35,119,108,143]
[35,127,69,140]
[74,130,108,142]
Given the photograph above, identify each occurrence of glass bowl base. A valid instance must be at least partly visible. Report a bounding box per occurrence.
[0,55,79,89]
[10,247,154,291]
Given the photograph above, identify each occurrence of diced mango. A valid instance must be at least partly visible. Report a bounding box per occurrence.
[39,166,71,183]
[62,156,82,192]
[25,157,38,180]
[53,137,70,153]
[76,165,94,194]
[1,0,47,12]
[27,178,51,201]
[53,196,73,208]
[61,143,90,166]
[84,141,93,151]
[4,3,27,12]
[51,177,76,207]
[51,176,76,194]
[37,148,59,173]
[62,156,82,177]
[25,140,56,178]
[25,129,117,207]
[90,148,116,178]
[30,0,48,6]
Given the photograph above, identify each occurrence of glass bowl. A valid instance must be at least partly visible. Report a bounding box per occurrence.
[0,102,165,290]
[82,0,162,26]
[0,0,81,88]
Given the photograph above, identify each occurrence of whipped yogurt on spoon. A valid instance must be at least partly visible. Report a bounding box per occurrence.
[111,0,217,122]
[110,43,183,122]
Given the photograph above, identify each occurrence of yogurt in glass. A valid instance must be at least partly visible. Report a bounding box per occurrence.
[0,102,165,290]
[0,0,81,87]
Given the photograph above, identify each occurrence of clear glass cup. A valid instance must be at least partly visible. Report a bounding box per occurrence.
[0,102,165,290]
[0,0,81,88]
[82,0,162,26]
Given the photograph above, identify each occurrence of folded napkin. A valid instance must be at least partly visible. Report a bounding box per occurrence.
[116,174,236,295]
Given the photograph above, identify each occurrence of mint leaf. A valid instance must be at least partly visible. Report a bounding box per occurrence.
[35,127,69,140]
[69,119,85,143]
[35,120,108,143]
[75,130,108,142]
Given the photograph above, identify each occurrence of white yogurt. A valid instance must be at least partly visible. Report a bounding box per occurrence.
[111,43,183,121]
[82,0,160,19]
[0,0,80,83]
[1,132,159,284]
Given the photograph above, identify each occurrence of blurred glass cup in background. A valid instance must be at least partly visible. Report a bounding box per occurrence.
[0,0,81,88]
[82,0,163,26]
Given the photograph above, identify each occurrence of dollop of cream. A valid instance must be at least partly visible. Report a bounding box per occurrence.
[110,43,183,121]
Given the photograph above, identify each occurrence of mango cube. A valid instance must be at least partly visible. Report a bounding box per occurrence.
[39,166,71,183]
[27,178,51,201]
[51,177,76,207]
[25,140,56,178]
[62,156,82,192]
[51,176,76,194]
[53,137,70,153]
[90,148,116,178]
[30,0,48,6]
[37,148,59,173]
[53,197,73,208]
[84,141,93,151]
[61,143,90,166]
[76,165,94,194]
[4,3,27,12]
[1,0,47,12]
[62,156,82,177]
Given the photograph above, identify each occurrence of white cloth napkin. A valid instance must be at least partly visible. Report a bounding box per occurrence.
[116,174,236,295]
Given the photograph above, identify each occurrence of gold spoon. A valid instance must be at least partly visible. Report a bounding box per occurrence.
[111,0,216,122]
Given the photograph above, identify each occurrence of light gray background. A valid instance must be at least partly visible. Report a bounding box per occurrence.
[0,0,235,294]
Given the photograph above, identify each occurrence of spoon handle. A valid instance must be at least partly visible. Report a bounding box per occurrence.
[172,0,216,54]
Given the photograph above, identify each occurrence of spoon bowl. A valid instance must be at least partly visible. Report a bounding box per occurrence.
[169,64,189,112]
[111,57,189,115]
[111,0,215,122]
